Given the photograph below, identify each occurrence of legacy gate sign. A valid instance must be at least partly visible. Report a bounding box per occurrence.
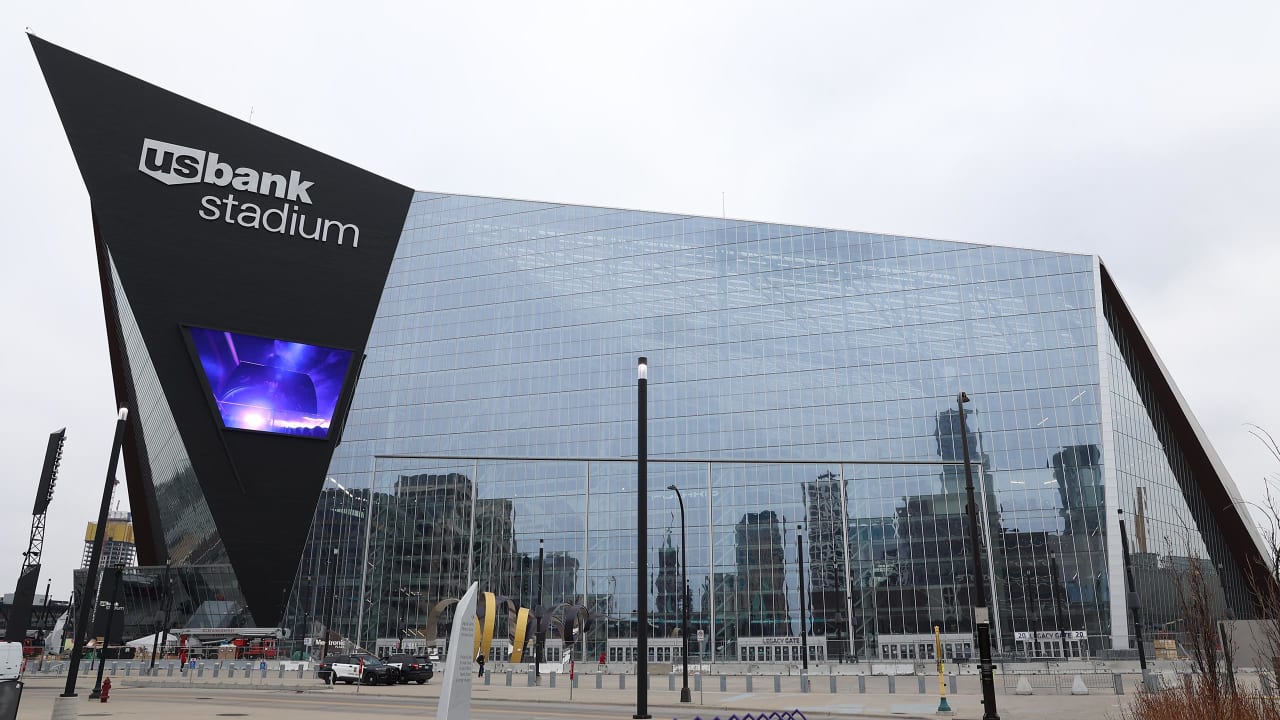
[32,35,415,626]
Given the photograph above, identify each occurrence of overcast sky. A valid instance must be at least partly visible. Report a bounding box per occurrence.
[2,3,1277,599]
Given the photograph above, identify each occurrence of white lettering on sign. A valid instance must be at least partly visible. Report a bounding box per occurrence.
[138,138,361,248]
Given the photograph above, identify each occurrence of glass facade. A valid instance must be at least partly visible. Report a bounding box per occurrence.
[283,191,1232,663]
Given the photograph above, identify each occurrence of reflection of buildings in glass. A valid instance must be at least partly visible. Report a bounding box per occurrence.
[706,572,741,649]
[847,409,1000,659]
[804,472,847,652]
[541,551,580,606]
[386,473,473,605]
[1054,445,1104,536]
[734,511,789,637]
[655,531,682,635]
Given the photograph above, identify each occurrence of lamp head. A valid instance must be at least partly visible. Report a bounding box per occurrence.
[667,484,677,491]
[118,407,129,421]
[957,392,970,405]
[638,357,648,380]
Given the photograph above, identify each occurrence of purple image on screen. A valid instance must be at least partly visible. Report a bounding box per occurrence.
[186,326,353,439]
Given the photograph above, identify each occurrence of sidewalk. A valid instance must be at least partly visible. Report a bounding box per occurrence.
[15,672,1135,720]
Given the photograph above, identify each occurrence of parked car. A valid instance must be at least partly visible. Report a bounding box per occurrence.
[317,653,398,685]
[384,653,434,684]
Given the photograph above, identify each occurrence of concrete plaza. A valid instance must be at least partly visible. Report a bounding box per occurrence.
[10,667,1151,720]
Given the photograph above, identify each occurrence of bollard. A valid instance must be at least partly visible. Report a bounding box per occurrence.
[572,675,578,689]
[694,674,702,692]
[484,671,491,686]
[228,666,236,679]
[277,665,284,679]
[167,665,174,677]
[888,675,897,694]
[918,674,926,693]
[109,663,118,676]
[801,675,810,694]
[948,673,957,695]
[720,675,727,692]
[595,673,602,689]
[549,672,556,688]
[125,665,133,677]
[858,675,866,693]
[668,675,675,691]
[527,671,535,687]
[505,670,512,686]
[773,675,781,693]
[830,675,837,693]
[1113,674,1124,695]
[746,675,753,692]
[197,665,205,678]
[212,665,220,678]
[619,674,625,690]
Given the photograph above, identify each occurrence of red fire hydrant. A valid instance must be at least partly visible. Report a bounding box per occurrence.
[100,677,112,703]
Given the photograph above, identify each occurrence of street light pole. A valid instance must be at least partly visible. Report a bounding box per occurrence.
[797,526,809,674]
[667,484,691,703]
[958,392,1000,720]
[635,357,651,719]
[536,538,544,682]
[89,565,124,699]
[61,407,128,700]
[1117,511,1149,682]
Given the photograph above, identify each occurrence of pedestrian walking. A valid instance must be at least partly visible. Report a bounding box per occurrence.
[477,652,485,677]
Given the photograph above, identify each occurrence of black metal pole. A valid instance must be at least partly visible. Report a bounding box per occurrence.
[62,407,128,699]
[89,565,124,699]
[536,538,544,681]
[797,526,809,673]
[635,357,650,719]
[668,485,691,703]
[1117,513,1148,673]
[958,392,999,720]
[324,547,338,660]
[149,560,171,670]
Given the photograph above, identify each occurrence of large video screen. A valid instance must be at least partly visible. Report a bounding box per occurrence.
[185,326,354,439]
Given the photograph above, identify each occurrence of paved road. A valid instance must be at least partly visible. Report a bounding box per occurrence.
[14,674,1135,720]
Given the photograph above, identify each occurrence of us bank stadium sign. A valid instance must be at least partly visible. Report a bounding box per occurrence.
[139,138,363,248]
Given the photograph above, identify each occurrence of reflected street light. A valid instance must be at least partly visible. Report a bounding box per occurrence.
[667,484,691,703]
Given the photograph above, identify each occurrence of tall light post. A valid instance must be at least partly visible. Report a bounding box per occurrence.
[61,407,128,701]
[89,565,124,699]
[1117,510,1149,684]
[536,538,544,682]
[635,357,650,719]
[957,392,999,720]
[667,484,691,703]
[796,525,809,674]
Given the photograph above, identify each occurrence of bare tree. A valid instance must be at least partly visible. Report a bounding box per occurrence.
[1244,425,1280,712]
